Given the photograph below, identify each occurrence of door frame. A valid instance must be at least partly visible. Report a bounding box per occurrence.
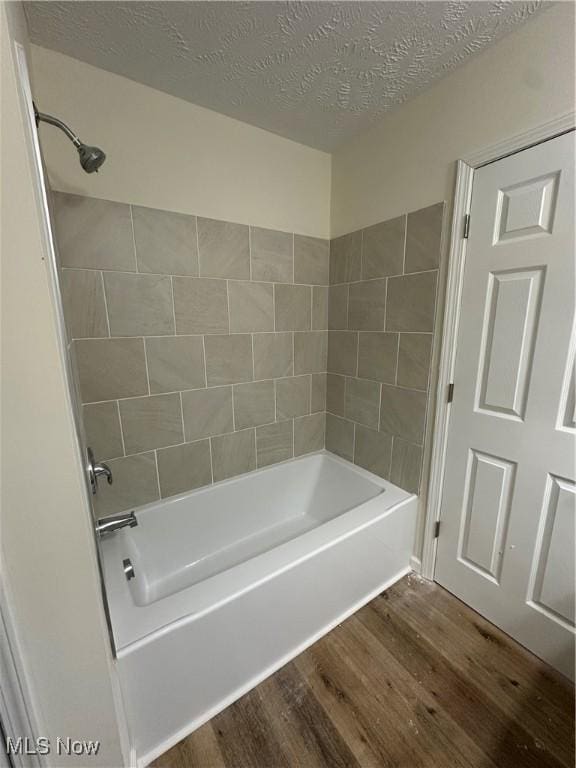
[422,111,576,580]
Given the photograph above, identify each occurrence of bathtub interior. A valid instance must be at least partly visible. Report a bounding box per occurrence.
[122,453,384,606]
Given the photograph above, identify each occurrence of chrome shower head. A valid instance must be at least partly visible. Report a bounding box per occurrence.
[34,103,106,174]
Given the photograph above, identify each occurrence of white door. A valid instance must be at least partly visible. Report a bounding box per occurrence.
[436,131,575,680]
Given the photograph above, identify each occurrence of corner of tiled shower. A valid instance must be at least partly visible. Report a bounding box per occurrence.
[51,188,444,515]
[326,202,444,495]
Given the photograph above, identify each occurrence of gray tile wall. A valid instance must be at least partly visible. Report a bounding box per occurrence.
[54,193,328,514]
[55,191,443,511]
[326,203,444,494]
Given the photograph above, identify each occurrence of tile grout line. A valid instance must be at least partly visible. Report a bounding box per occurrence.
[142,337,151,396]
[128,205,139,273]
[248,226,252,281]
[116,400,127,457]
[169,275,177,333]
[74,328,387,341]
[82,373,331,407]
[383,276,388,332]
[402,214,408,275]
[201,335,208,387]
[255,426,261,469]
[326,408,409,434]
[82,378,431,409]
[207,435,215,484]
[231,381,237,431]
[153,449,162,499]
[251,427,257,471]
[384,276,389,336]
[178,391,186,444]
[100,271,111,337]
[62,265,364,288]
[208,437,215,484]
[382,275,387,334]
[395,333,401,386]
[328,268,440,286]
[226,279,231,334]
[195,215,202,277]
[274,378,278,422]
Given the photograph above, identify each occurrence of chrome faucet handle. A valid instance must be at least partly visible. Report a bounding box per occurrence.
[87,446,113,494]
[94,461,113,484]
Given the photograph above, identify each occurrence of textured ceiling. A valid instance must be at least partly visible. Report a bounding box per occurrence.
[25,1,544,151]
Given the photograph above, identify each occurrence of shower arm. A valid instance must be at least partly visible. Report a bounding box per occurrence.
[33,102,106,174]
[34,105,82,148]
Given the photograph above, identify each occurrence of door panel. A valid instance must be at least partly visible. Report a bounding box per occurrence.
[436,131,575,680]
[495,171,559,241]
[458,450,516,583]
[528,474,575,629]
[476,267,544,419]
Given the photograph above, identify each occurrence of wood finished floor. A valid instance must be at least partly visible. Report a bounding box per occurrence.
[151,575,574,768]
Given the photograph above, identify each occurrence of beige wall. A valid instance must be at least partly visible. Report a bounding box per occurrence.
[0,5,128,765]
[29,45,331,239]
[330,3,576,236]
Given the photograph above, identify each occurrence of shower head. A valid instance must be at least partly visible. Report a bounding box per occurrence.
[34,103,106,174]
[77,143,106,173]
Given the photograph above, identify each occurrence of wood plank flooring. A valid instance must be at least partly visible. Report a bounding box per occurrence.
[152,575,574,768]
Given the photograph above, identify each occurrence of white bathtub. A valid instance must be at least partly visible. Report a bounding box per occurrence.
[101,451,417,766]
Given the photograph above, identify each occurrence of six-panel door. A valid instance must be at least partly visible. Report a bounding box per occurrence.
[436,132,575,680]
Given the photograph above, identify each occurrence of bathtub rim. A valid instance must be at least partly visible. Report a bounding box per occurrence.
[109,448,385,519]
[125,450,387,607]
[102,450,416,652]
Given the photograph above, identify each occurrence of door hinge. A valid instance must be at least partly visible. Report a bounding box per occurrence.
[463,214,470,239]
[447,382,454,403]
[434,521,441,539]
